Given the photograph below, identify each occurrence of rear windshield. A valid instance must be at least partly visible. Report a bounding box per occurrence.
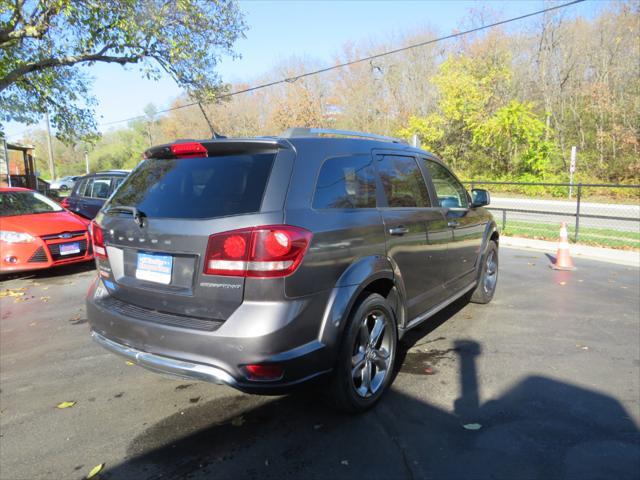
[0,191,63,216]
[109,153,276,219]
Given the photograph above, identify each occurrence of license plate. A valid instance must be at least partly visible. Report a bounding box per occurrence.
[135,252,173,285]
[59,242,81,256]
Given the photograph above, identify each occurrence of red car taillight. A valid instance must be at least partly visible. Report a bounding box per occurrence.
[90,221,107,259]
[204,225,312,278]
[60,197,70,208]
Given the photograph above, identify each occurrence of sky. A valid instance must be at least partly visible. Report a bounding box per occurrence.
[5,0,600,140]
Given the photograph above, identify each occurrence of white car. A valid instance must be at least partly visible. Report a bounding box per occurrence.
[49,176,80,191]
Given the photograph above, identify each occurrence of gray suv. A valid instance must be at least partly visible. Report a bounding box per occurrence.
[87,128,498,412]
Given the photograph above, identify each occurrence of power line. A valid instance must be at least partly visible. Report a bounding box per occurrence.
[6,0,586,138]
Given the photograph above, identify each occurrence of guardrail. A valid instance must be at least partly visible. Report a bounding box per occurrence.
[463,181,640,245]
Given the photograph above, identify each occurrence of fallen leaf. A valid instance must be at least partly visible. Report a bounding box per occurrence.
[56,401,76,409]
[42,286,49,290]
[464,314,473,319]
[125,361,134,366]
[86,463,105,479]
[0,288,25,298]
[527,262,535,267]
[462,423,482,430]
[189,396,200,403]
[40,296,50,302]
[231,415,245,427]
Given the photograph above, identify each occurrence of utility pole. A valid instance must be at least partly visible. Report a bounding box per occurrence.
[44,110,56,180]
[84,150,90,174]
[2,138,11,187]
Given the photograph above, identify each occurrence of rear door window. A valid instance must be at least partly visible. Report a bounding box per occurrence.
[109,153,276,219]
[313,155,377,209]
[85,177,112,199]
[376,155,430,208]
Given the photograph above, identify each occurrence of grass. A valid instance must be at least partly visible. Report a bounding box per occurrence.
[501,220,640,250]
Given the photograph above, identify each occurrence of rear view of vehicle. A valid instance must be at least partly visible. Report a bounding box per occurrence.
[86,139,329,393]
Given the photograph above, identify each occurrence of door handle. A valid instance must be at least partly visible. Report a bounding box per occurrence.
[389,226,409,236]
[447,220,459,228]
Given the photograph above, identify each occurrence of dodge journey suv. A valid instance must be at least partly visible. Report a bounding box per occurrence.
[87,128,498,412]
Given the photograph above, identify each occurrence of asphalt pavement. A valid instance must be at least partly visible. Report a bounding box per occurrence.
[1,249,639,480]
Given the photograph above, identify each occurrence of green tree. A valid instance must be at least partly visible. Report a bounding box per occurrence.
[0,0,246,142]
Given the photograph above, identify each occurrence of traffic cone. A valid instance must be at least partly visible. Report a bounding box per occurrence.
[551,222,576,271]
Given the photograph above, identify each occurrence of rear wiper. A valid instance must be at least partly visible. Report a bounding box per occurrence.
[106,205,146,227]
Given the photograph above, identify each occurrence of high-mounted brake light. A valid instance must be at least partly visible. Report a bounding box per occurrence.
[170,142,208,158]
[90,221,107,259]
[204,225,312,278]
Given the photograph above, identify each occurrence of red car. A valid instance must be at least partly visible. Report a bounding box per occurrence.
[0,187,93,273]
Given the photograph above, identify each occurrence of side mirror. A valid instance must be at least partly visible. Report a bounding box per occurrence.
[471,188,490,207]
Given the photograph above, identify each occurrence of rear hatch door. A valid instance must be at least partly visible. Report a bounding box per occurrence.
[95,140,289,321]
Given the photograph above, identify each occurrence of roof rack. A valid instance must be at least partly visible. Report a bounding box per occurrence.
[281,128,408,144]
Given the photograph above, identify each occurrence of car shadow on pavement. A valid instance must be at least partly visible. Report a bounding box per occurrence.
[100,294,640,480]
[0,261,95,282]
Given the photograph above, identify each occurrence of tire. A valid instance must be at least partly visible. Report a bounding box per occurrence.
[60,185,69,191]
[471,240,499,304]
[326,293,397,413]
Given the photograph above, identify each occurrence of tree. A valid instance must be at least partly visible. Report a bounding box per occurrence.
[0,0,246,142]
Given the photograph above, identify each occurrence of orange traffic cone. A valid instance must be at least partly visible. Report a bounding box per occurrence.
[551,222,576,271]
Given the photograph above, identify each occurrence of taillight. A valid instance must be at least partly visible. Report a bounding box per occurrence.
[204,225,312,278]
[90,221,107,259]
[60,197,70,208]
[170,142,207,158]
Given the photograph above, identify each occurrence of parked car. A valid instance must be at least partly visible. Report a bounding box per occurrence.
[86,129,498,412]
[63,170,129,219]
[49,175,80,191]
[0,187,93,273]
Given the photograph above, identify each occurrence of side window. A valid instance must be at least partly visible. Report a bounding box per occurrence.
[74,178,87,196]
[87,177,112,199]
[424,160,468,209]
[376,155,430,208]
[111,176,125,193]
[81,178,93,197]
[313,155,377,209]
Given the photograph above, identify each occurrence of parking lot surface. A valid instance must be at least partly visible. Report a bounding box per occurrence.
[1,248,639,480]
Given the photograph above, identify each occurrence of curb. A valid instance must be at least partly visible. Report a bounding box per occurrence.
[501,236,640,268]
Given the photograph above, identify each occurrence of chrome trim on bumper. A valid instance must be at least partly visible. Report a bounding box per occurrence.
[91,331,237,386]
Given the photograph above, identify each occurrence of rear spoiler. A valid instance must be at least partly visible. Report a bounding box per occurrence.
[144,138,290,159]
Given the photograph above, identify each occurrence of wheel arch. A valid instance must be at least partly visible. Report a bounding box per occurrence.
[319,255,405,349]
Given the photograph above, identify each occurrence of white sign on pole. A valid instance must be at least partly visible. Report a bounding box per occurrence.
[569,146,577,198]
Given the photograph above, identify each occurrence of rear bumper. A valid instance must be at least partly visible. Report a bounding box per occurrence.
[86,279,336,393]
[91,331,238,386]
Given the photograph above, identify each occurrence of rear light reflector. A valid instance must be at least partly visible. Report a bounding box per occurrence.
[170,142,208,158]
[204,225,312,278]
[90,221,107,259]
[244,364,284,381]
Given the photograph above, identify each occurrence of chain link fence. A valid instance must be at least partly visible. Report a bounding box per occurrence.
[464,181,640,249]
